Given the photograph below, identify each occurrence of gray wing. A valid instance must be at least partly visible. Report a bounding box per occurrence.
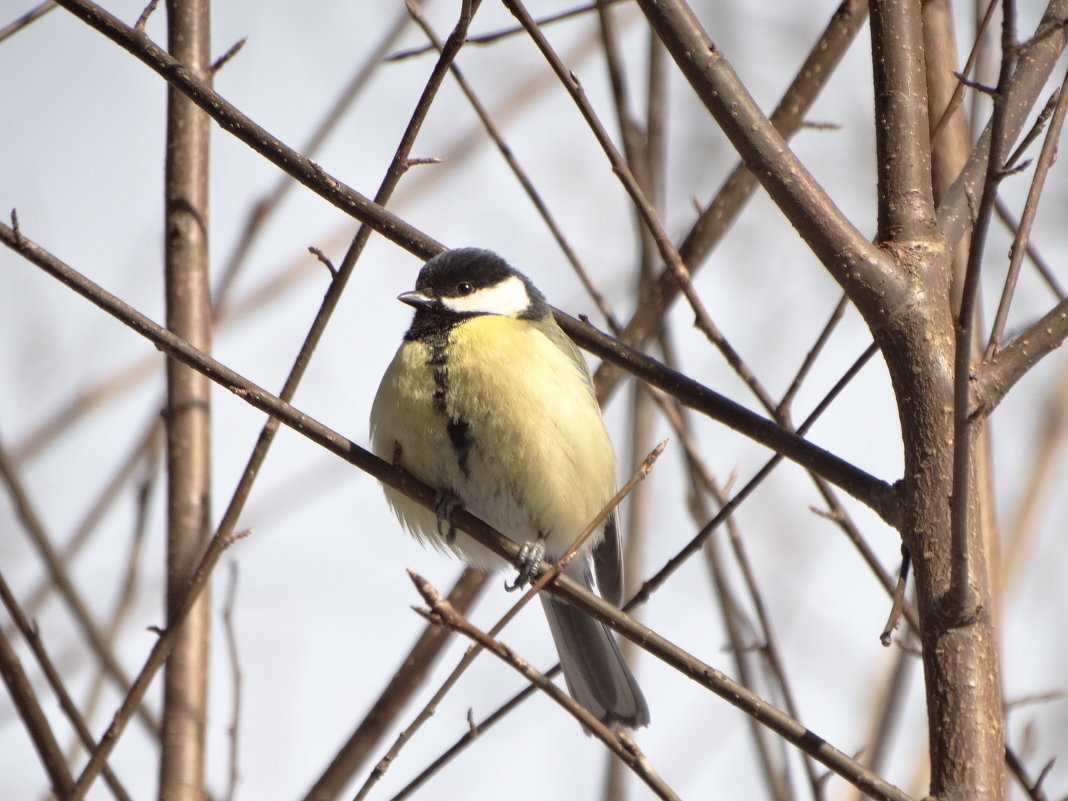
[591,510,624,607]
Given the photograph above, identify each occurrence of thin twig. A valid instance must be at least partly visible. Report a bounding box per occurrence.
[210,37,245,74]
[931,0,995,150]
[212,6,412,306]
[0,435,161,738]
[936,0,1068,251]
[557,313,901,525]
[53,0,441,260]
[949,0,1019,619]
[299,569,487,801]
[385,0,630,60]
[994,199,1067,299]
[1004,746,1052,801]
[631,0,900,324]
[411,574,682,801]
[0,625,75,798]
[221,563,242,801]
[71,444,157,766]
[0,0,56,42]
[0,570,134,801]
[405,0,620,329]
[3,421,159,639]
[986,72,1068,355]
[777,295,849,424]
[593,0,870,401]
[507,0,781,415]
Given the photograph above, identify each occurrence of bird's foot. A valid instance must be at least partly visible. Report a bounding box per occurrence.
[505,539,545,592]
[434,491,462,543]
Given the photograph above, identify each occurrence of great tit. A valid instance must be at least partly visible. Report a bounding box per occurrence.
[370,247,649,728]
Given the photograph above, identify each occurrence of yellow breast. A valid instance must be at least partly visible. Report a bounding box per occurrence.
[371,315,616,568]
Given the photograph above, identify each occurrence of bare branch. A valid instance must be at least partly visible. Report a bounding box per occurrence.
[869,0,939,243]
[937,0,1068,250]
[221,564,241,801]
[558,313,900,524]
[52,0,442,260]
[0,435,161,739]
[973,295,1068,418]
[213,6,411,305]
[949,0,1020,618]
[410,573,683,801]
[594,0,870,400]
[159,2,214,798]
[0,1,56,42]
[631,0,903,326]
[299,569,487,801]
[386,0,629,60]
[0,594,75,798]
[987,72,1068,354]
[0,570,134,801]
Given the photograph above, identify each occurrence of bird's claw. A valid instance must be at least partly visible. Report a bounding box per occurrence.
[434,491,462,543]
[505,540,546,592]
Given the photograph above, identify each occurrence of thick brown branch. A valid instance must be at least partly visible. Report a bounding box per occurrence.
[869,0,939,244]
[594,0,870,400]
[557,313,901,525]
[632,0,904,326]
[973,296,1068,419]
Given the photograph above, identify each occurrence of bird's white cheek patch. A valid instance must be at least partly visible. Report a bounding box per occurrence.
[443,274,530,316]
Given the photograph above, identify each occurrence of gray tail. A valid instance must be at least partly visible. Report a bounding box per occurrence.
[540,586,649,728]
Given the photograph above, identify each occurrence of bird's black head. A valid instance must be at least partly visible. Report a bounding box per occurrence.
[400,248,548,340]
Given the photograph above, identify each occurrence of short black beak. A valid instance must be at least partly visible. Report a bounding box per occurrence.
[397,290,434,309]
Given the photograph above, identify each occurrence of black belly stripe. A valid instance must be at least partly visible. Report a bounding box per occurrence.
[424,329,473,476]
[447,418,473,476]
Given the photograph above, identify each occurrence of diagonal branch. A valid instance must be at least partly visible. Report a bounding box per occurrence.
[51,0,441,260]
[972,295,1068,419]
[0,607,74,798]
[4,221,900,524]
[594,0,869,400]
[0,569,134,801]
[410,574,682,801]
[987,67,1068,354]
[937,0,1068,250]
[556,313,901,524]
[299,569,487,801]
[632,0,904,326]
[2,223,913,801]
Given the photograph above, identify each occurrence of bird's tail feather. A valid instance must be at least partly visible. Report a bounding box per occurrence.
[540,589,649,728]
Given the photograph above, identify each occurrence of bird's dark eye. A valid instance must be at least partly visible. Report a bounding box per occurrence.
[456,282,474,296]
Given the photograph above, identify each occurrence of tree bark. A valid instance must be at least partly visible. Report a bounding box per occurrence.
[161,1,212,799]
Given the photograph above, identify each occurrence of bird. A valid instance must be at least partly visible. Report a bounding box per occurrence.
[370,247,649,728]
